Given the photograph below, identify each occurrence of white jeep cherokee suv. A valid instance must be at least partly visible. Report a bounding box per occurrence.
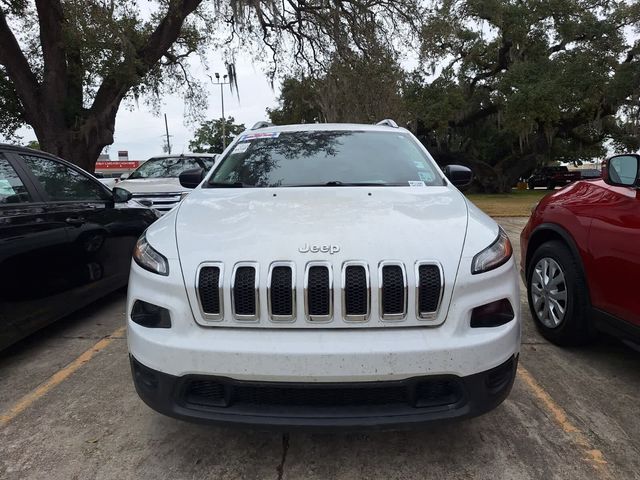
[127,121,520,430]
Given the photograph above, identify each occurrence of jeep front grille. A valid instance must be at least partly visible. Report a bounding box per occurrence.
[194,260,444,327]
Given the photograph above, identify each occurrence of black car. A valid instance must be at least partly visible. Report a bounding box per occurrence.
[579,168,602,180]
[0,144,157,350]
[526,166,581,189]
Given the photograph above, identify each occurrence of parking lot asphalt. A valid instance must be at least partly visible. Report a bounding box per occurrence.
[1,217,639,480]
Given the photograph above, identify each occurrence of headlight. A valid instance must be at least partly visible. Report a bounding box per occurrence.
[133,232,169,275]
[471,227,513,274]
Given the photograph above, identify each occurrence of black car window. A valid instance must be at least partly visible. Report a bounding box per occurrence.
[0,157,31,204]
[21,155,110,202]
[209,131,442,187]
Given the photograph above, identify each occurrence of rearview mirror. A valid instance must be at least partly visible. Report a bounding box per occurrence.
[179,168,205,189]
[444,165,473,188]
[606,154,639,187]
[112,186,132,203]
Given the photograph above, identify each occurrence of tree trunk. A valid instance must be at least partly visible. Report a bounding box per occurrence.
[0,0,203,172]
[30,109,117,173]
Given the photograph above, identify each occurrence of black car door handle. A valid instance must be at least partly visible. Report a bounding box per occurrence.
[65,216,86,226]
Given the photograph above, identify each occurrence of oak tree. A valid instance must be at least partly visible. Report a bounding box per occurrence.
[0,0,420,171]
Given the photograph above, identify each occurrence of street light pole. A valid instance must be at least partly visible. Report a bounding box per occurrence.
[213,72,231,150]
[164,113,171,154]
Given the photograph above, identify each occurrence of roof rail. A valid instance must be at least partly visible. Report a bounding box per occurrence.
[376,119,398,128]
[251,121,274,130]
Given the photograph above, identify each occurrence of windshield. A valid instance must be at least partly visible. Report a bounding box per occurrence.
[129,156,216,179]
[207,131,443,187]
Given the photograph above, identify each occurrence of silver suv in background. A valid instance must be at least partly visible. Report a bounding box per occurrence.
[118,154,217,214]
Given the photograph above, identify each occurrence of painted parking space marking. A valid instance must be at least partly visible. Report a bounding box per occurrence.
[0,324,614,480]
[0,326,125,428]
[518,365,612,480]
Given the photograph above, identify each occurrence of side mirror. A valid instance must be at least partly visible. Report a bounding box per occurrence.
[444,164,473,188]
[120,172,129,180]
[179,168,205,189]
[112,186,133,203]
[605,154,639,187]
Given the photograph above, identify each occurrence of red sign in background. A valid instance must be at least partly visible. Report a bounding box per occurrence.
[95,161,141,170]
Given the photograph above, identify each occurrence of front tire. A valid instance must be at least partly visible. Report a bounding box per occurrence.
[527,241,591,346]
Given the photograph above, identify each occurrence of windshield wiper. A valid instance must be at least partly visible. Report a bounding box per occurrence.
[208,181,245,188]
[284,181,398,187]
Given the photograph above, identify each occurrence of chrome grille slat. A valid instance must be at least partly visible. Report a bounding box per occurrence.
[379,262,407,320]
[196,263,224,321]
[231,262,259,321]
[304,261,333,322]
[342,261,370,322]
[268,262,296,321]
[415,262,444,319]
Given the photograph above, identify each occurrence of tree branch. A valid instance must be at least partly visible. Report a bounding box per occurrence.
[34,0,67,104]
[469,36,512,91]
[90,0,203,119]
[0,8,40,121]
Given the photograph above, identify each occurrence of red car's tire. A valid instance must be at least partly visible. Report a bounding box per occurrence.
[527,241,592,346]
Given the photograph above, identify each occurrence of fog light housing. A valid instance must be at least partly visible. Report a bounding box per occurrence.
[131,300,171,328]
[470,299,514,328]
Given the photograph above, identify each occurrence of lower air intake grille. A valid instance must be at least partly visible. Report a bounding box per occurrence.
[270,266,293,317]
[344,265,368,316]
[307,265,331,318]
[417,264,442,315]
[184,380,227,407]
[181,377,465,410]
[198,267,220,314]
[235,384,407,407]
[233,266,257,317]
[381,265,405,317]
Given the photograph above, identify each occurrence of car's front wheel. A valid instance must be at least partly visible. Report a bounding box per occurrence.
[527,241,591,345]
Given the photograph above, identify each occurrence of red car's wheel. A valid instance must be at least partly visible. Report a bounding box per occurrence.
[527,241,592,345]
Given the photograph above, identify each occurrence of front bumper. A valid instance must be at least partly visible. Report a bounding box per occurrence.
[131,354,518,431]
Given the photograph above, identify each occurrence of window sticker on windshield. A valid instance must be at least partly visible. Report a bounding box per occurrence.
[232,142,251,154]
[408,180,426,187]
[413,161,426,169]
[239,132,280,141]
[418,171,435,183]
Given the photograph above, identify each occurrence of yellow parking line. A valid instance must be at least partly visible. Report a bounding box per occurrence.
[518,365,612,479]
[0,326,126,427]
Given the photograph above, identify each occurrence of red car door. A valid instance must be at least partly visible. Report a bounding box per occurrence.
[587,184,640,326]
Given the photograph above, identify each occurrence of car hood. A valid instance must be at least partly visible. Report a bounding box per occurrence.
[175,186,469,288]
[117,177,186,193]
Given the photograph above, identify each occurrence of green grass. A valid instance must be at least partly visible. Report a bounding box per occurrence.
[465,189,550,217]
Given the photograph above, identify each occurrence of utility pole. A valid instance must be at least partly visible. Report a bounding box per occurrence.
[164,113,172,154]
[213,72,231,150]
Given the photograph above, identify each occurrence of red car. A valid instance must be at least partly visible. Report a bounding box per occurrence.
[521,154,640,346]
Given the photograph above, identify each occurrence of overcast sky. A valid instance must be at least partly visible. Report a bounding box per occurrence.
[12,54,280,161]
[113,54,281,160]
